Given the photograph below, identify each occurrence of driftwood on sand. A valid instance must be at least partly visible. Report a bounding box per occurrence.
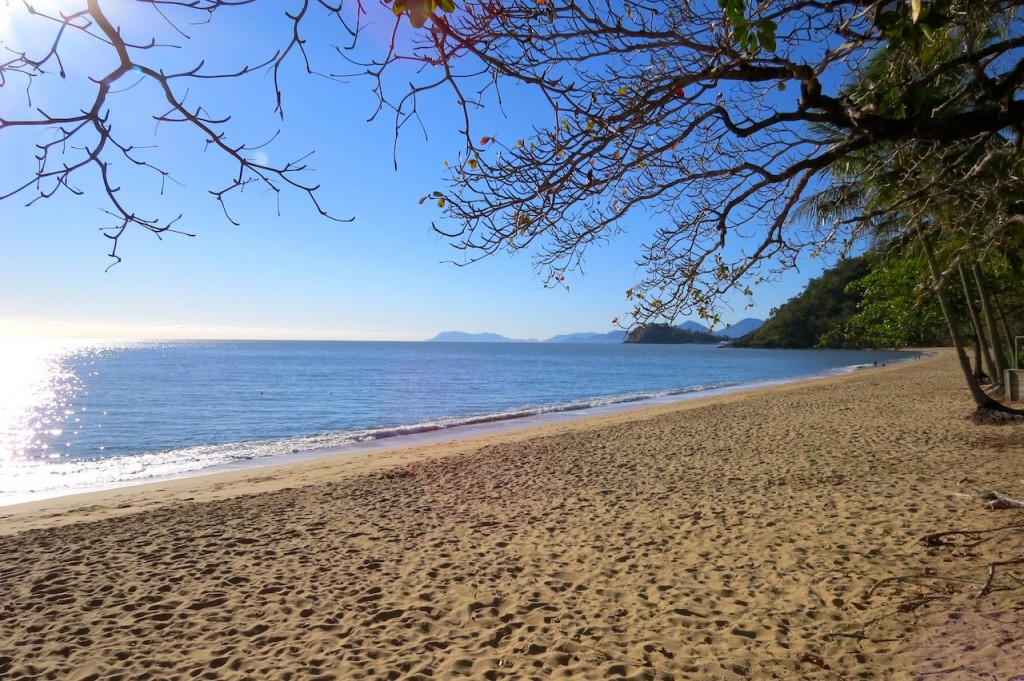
[956,489,1024,510]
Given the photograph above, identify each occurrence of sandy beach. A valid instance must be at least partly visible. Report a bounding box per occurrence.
[1,350,1022,680]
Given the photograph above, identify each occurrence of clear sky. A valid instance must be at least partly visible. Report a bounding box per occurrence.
[0,1,823,341]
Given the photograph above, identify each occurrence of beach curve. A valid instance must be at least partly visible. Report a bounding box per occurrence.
[1,349,1022,680]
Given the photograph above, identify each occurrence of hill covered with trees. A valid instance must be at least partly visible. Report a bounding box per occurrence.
[731,255,949,349]
[731,257,871,348]
[625,324,724,344]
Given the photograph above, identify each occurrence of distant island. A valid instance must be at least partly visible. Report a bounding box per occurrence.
[427,254,958,351]
[625,323,722,344]
[544,331,627,343]
[426,331,540,343]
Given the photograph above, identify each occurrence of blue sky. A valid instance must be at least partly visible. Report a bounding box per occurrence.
[0,1,822,341]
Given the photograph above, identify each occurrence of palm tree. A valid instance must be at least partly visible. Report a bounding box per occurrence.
[793,6,1024,420]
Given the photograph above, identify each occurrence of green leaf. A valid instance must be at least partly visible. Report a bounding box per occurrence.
[437,0,455,13]
[876,10,900,32]
[757,19,777,53]
[407,4,429,27]
[398,0,434,27]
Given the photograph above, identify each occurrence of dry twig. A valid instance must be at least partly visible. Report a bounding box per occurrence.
[977,558,1024,598]
[920,523,1024,548]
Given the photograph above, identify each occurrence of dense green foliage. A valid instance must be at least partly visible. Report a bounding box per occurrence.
[730,254,953,349]
[625,324,723,345]
[821,255,948,349]
[733,257,872,349]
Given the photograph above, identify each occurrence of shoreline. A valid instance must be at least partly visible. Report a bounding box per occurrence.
[0,353,918,531]
[2,348,1022,680]
[0,350,918,511]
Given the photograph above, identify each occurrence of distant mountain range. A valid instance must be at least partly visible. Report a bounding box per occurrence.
[426,320,761,344]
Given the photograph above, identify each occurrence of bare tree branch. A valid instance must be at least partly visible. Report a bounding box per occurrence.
[1,0,364,264]
[347,0,1024,323]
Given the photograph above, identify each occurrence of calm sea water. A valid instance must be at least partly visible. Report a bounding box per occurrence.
[0,339,911,505]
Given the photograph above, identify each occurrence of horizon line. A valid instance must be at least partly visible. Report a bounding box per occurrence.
[0,318,760,343]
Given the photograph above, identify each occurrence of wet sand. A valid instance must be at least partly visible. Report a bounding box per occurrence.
[1,349,1022,680]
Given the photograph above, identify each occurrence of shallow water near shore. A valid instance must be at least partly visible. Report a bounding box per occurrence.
[0,338,911,504]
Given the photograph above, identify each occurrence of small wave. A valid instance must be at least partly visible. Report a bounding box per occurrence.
[345,384,740,443]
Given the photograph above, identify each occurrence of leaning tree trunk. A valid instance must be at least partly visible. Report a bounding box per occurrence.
[973,263,1009,383]
[919,231,1022,421]
[994,297,1017,369]
[958,265,997,386]
[973,340,985,384]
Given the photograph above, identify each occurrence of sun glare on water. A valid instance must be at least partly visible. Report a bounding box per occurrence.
[0,338,83,467]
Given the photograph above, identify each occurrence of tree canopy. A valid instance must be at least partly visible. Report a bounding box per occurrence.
[820,254,948,349]
[412,0,1024,325]
[3,0,1023,311]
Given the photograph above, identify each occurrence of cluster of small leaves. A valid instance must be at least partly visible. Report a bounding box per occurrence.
[875,2,952,52]
[390,0,455,28]
[718,0,777,54]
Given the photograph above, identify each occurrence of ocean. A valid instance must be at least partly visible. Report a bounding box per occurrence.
[0,338,912,505]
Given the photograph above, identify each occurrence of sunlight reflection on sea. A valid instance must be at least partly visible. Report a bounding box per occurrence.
[0,339,913,505]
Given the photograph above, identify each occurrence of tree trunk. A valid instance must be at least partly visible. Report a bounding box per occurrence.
[994,297,1017,369]
[973,263,1009,382]
[918,231,1020,419]
[974,341,985,383]
[958,265,996,385]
